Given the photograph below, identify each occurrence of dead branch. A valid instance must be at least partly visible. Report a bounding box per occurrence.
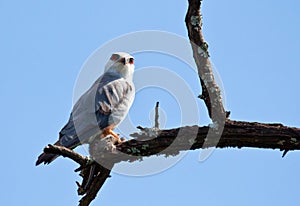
[44,140,115,206]
[185,0,227,123]
[44,119,300,205]
[78,165,112,206]
[127,120,300,156]
[44,144,88,165]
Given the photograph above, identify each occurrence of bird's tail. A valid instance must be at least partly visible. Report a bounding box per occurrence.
[35,141,60,166]
[35,153,59,166]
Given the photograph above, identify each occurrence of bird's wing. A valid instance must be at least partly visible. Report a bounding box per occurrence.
[58,72,134,147]
[95,72,135,129]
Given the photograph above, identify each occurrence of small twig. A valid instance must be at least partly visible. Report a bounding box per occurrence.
[44,144,88,166]
[155,102,160,129]
[282,150,289,158]
[137,126,145,131]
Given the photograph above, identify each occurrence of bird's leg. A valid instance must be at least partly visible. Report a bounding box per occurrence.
[102,126,123,144]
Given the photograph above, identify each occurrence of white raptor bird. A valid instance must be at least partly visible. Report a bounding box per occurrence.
[36,52,135,165]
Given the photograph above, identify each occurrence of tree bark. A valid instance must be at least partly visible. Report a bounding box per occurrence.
[47,120,300,167]
[185,0,227,123]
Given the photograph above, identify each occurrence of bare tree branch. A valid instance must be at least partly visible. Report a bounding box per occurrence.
[128,120,300,157]
[45,143,114,206]
[44,120,300,205]
[46,120,300,165]
[185,0,228,123]
[44,144,88,165]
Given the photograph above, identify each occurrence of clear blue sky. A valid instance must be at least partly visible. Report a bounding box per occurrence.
[1,0,300,205]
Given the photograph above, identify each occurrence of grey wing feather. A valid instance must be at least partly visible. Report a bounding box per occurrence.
[59,71,135,148]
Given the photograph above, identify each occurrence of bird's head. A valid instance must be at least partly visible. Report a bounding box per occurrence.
[104,52,135,81]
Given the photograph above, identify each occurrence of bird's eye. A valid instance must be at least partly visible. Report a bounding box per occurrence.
[110,54,119,61]
[121,58,126,65]
[129,58,134,64]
